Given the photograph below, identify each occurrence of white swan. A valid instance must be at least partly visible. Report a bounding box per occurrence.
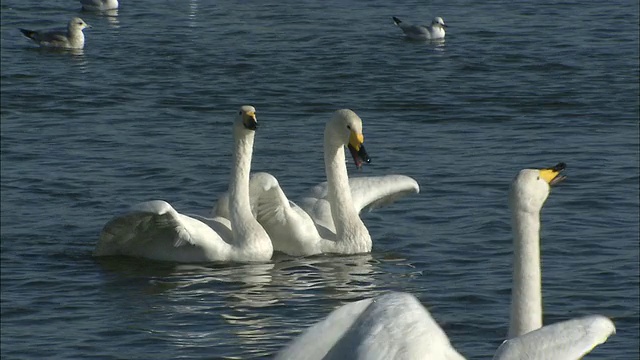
[275,164,615,359]
[392,16,447,40]
[19,17,91,49]
[508,162,568,337]
[212,109,419,256]
[276,292,615,360]
[93,106,273,263]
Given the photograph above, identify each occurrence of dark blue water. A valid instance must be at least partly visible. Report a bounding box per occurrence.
[1,0,638,358]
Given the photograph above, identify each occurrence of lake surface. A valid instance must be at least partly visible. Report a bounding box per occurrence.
[1,0,638,358]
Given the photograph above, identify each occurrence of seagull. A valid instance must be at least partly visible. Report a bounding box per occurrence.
[80,0,118,11]
[19,17,91,49]
[392,16,447,40]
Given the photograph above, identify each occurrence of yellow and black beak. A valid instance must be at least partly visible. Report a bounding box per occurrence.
[243,111,257,130]
[539,162,567,186]
[347,131,371,169]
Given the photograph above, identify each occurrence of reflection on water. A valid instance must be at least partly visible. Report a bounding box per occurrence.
[103,9,119,27]
[432,39,446,52]
[28,46,89,70]
[189,0,198,28]
[69,50,89,72]
[95,254,384,356]
[81,6,119,26]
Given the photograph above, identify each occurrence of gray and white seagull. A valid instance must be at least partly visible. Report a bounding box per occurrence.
[392,16,447,40]
[19,17,91,49]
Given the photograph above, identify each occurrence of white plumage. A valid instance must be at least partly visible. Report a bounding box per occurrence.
[80,0,118,11]
[212,109,419,256]
[94,106,273,263]
[277,292,614,360]
[276,164,615,359]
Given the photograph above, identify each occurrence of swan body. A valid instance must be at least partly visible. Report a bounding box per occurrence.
[80,0,118,11]
[276,292,465,360]
[94,106,273,263]
[212,109,419,256]
[276,292,615,360]
[19,17,91,49]
[276,164,614,359]
[393,16,447,40]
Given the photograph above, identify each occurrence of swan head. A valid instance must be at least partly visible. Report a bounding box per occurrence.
[234,105,258,132]
[327,109,371,169]
[432,17,447,28]
[509,163,566,214]
[69,17,91,31]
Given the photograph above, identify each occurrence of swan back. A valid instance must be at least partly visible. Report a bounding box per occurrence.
[276,292,465,360]
[324,293,465,360]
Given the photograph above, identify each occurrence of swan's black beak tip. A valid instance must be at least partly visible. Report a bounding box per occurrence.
[244,117,258,130]
[349,144,371,169]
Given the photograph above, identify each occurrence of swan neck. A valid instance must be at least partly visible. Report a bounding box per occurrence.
[229,130,257,244]
[508,209,543,338]
[324,137,361,237]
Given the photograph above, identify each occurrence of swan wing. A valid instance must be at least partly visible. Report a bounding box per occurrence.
[350,175,420,213]
[212,173,322,256]
[212,172,291,219]
[95,200,230,262]
[300,175,419,228]
[493,315,615,360]
[276,292,465,360]
[249,173,322,256]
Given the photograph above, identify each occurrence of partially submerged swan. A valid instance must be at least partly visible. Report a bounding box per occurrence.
[275,164,615,359]
[212,109,419,256]
[94,106,273,263]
